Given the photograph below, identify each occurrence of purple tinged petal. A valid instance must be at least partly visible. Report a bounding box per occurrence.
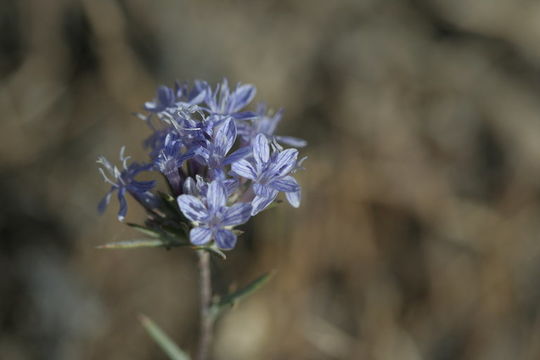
[276,136,307,148]
[219,79,230,112]
[251,192,278,215]
[253,134,270,166]
[98,189,113,214]
[231,159,256,180]
[230,84,256,112]
[157,86,174,106]
[222,203,252,226]
[177,195,208,222]
[206,181,227,210]
[269,176,300,193]
[223,179,239,196]
[223,146,251,165]
[253,183,275,197]
[215,229,237,250]
[190,227,212,245]
[129,180,156,193]
[117,188,127,222]
[214,118,236,156]
[285,189,301,208]
[183,177,197,195]
[269,148,298,177]
[189,87,207,104]
[232,111,258,120]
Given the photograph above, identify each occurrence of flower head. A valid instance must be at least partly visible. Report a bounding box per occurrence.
[98,80,306,250]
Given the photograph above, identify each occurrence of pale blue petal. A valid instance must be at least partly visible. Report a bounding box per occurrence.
[276,136,307,148]
[251,192,278,215]
[98,189,114,214]
[117,188,127,222]
[269,176,300,193]
[253,134,270,166]
[223,146,251,165]
[285,189,301,208]
[253,183,275,197]
[190,227,212,245]
[182,177,197,195]
[230,84,256,113]
[223,179,239,196]
[177,195,208,222]
[222,203,252,226]
[215,229,237,250]
[206,180,227,210]
[231,159,256,180]
[214,118,236,156]
[232,111,258,120]
[268,148,298,177]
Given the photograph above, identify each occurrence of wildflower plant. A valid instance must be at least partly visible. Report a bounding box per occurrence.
[97,80,306,360]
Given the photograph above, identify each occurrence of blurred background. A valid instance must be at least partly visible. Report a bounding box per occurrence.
[2,0,540,359]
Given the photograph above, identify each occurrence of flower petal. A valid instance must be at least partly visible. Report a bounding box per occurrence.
[269,176,300,193]
[229,84,256,113]
[222,203,252,226]
[98,189,114,214]
[206,180,227,210]
[223,146,251,165]
[232,111,258,120]
[182,177,197,195]
[251,192,278,215]
[177,194,208,222]
[215,229,237,250]
[231,159,256,180]
[214,118,236,156]
[157,86,174,107]
[285,189,301,208]
[117,188,128,222]
[190,227,212,245]
[253,183,275,198]
[223,179,239,196]
[268,148,298,177]
[253,134,270,166]
[276,135,307,148]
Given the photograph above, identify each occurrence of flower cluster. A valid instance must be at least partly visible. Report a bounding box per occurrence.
[97,79,306,250]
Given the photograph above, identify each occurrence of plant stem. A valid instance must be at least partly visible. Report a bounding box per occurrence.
[197,250,213,360]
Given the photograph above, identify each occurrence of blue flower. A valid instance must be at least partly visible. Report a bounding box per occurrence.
[177,180,252,250]
[97,147,156,221]
[237,103,306,147]
[197,118,251,178]
[201,79,257,119]
[144,85,177,113]
[232,134,301,215]
[144,83,207,114]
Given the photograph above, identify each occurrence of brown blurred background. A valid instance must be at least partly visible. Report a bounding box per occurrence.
[2,0,540,359]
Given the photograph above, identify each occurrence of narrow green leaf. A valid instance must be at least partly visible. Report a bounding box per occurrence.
[212,271,274,317]
[139,314,191,360]
[126,223,161,238]
[97,238,189,249]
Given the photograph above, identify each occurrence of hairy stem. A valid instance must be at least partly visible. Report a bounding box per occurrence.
[197,250,213,360]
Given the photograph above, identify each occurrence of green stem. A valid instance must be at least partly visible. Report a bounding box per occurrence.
[197,250,213,360]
